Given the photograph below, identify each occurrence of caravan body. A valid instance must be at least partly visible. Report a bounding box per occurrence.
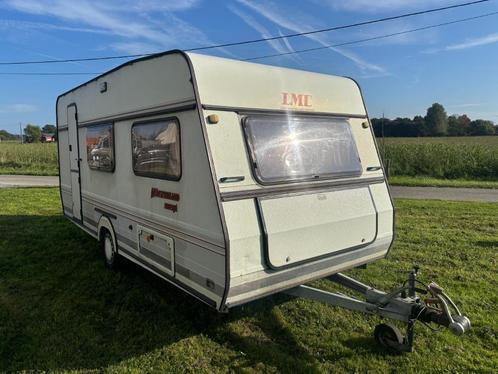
[57,51,394,311]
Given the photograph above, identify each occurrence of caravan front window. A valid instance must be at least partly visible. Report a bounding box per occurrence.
[243,115,362,184]
[86,123,114,172]
[131,118,181,180]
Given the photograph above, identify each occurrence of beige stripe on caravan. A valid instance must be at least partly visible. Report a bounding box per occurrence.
[81,193,225,255]
[115,234,223,297]
[117,243,224,298]
[116,234,137,250]
[220,176,385,201]
[84,206,224,296]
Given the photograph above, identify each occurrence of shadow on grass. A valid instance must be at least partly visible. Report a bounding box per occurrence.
[0,214,325,372]
[475,240,498,248]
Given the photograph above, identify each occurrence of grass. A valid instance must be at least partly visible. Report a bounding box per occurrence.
[0,188,497,372]
[0,142,58,175]
[389,176,498,189]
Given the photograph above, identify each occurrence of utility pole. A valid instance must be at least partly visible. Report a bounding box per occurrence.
[381,111,385,149]
[381,111,388,178]
[19,122,23,144]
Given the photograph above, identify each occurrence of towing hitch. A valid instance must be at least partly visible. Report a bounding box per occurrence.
[284,267,470,353]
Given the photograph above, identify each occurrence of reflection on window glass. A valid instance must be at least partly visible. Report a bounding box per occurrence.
[86,124,114,171]
[131,119,181,179]
[244,116,362,184]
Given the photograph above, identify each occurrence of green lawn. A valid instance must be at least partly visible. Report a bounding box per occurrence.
[389,176,498,189]
[0,188,497,372]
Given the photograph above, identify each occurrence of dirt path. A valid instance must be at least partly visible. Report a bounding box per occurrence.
[391,186,498,202]
[0,175,59,188]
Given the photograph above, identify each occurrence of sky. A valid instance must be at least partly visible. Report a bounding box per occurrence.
[1,0,498,133]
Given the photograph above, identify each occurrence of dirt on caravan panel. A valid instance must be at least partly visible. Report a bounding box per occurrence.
[57,50,469,353]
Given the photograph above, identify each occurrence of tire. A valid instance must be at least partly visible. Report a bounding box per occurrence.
[374,323,405,353]
[102,229,118,269]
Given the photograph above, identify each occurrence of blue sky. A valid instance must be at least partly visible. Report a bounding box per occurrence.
[1,0,498,133]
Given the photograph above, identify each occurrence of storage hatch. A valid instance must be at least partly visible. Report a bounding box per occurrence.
[138,227,175,276]
[258,187,377,269]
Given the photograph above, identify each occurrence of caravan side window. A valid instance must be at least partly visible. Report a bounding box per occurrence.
[86,123,115,172]
[131,118,181,180]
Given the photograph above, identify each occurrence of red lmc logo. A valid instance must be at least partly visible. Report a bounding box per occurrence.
[281,92,312,107]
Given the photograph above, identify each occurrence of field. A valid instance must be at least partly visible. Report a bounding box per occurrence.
[379,136,498,145]
[0,141,58,175]
[0,188,497,373]
[378,136,498,186]
[1,136,498,189]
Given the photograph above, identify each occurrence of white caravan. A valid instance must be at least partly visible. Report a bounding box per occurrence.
[57,51,469,352]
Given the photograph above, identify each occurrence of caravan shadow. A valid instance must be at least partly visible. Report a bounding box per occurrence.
[0,213,325,372]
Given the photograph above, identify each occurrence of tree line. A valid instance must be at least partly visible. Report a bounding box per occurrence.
[372,103,497,137]
[0,124,56,142]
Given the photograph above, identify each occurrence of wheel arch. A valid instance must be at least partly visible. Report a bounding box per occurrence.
[97,215,117,251]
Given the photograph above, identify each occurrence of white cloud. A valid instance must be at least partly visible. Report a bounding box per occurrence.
[235,0,386,73]
[228,6,296,57]
[110,41,160,55]
[423,32,498,54]
[0,19,109,34]
[0,104,37,113]
[317,0,455,12]
[1,0,226,55]
[446,33,498,50]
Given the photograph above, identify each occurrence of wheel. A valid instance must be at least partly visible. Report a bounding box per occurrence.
[374,323,405,353]
[102,230,118,269]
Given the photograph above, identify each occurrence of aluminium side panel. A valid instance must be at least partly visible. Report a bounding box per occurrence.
[57,51,228,309]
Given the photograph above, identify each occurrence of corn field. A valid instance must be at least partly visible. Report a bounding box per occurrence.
[0,137,497,180]
[378,137,498,180]
[0,142,58,175]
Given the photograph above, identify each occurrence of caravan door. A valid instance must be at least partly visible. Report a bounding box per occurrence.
[67,104,82,222]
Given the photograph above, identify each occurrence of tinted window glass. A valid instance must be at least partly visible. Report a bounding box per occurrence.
[131,119,181,180]
[86,124,114,172]
[244,115,361,184]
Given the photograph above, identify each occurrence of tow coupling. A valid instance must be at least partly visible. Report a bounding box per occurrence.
[284,267,470,353]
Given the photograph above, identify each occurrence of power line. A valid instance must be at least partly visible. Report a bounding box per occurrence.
[187,0,491,51]
[0,72,103,75]
[0,0,490,66]
[0,54,148,66]
[244,11,498,61]
[1,9,496,75]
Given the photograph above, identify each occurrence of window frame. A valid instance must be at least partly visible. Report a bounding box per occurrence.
[85,122,115,173]
[130,116,182,181]
[241,114,363,186]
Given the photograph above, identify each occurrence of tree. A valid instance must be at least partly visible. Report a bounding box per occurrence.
[424,103,448,136]
[469,120,496,136]
[24,124,41,142]
[41,124,56,134]
[448,114,471,136]
[0,130,17,141]
[412,116,426,137]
